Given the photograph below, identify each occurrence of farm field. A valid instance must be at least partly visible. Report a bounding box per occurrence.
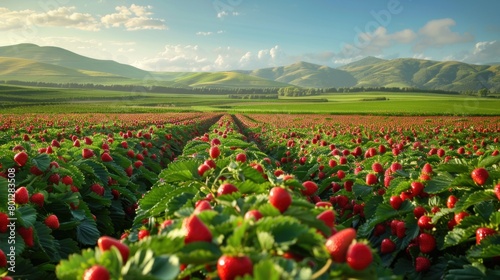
[2,85,500,115]
[1,112,499,279]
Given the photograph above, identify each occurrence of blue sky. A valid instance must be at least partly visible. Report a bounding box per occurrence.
[0,0,499,71]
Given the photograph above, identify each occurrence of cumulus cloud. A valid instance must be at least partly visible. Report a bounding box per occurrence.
[101,4,167,30]
[413,18,473,52]
[0,6,100,31]
[134,44,290,71]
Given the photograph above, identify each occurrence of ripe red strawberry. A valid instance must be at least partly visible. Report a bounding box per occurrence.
[30,193,45,208]
[495,183,500,201]
[471,168,489,185]
[235,153,247,163]
[30,166,44,176]
[15,187,29,204]
[366,173,378,185]
[269,187,292,213]
[217,183,238,196]
[194,200,212,213]
[415,256,431,272]
[125,165,133,177]
[325,228,356,262]
[380,238,396,254]
[48,173,60,184]
[45,214,60,230]
[82,148,94,159]
[411,181,425,196]
[101,153,113,162]
[476,227,496,244]
[134,160,143,168]
[244,209,263,221]
[347,243,373,270]
[418,233,436,253]
[83,265,110,280]
[0,213,9,233]
[138,229,150,240]
[413,206,426,219]
[204,159,216,169]
[372,162,384,173]
[198,163,211,177]
[183,215,212,244]
[317,209,335,228]
[396,221,406,239]
[209,146,221,158]
[90,184,105,196]
[418,215,433,230]
[18,227,34,247]
[389,195,402,210]
[0,249,6,267]
[126,150,135,158]
[211,138,221,146]
[447,195,458,209]
[14,151,29,167]
[217,255,253,280]
[454,211,469,224]
[301,181,318,196]
[61,175,73,186]
[422,163,433,174]
[98,236,130,262]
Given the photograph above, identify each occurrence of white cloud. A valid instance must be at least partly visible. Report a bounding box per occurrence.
[134,44,291,71]
[413,18,473,52]
[196,30,224,36]
[452,41,500,65]
[101,4,167,31]
[0,7,100,31]
[217,11,240,18]
[335,27,416,60]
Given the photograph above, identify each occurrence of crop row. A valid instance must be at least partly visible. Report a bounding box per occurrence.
[1,113,500,279]
[0,113,222,279]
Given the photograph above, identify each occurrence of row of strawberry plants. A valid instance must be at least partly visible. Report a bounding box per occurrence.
[55,114,388,280]
[236,114,500,279]
[0,113,222,279]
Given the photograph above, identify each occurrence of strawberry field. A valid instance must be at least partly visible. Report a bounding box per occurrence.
[1,113,500,280]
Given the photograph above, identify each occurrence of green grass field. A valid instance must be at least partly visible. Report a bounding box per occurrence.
[1,85,499,115]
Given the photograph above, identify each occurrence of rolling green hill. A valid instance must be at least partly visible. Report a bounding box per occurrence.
[0,43,150,79]
[0,43,499,92]
[0,57,136,84]
[340,58,500,92]
[172,71,291,88]
[245,61,357,88]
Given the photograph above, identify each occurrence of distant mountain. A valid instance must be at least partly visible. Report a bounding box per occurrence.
[172,71,290,88]
[338,56,386,70]
[340,58,500,92]
[246,61,357,88]
[0,57,134,84]
[0,43,150,79]
[0,43,499,92]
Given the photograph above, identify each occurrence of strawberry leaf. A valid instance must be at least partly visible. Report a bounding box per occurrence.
[76,218,100,246]
[425,173,454,194]
[32,153,51,171]
[34,221,61,262]
[478,155,500,168]
[16,205,37,228]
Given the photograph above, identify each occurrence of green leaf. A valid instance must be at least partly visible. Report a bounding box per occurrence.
[76,218,100,246]
[16,205,37,228]
[34,221,61,262]
[149,255,180,280]
[444,265,486,280]
[78,160,109,184]
[436,164,469,173]
[257,231,275,251]
[56,249,96,280]
[227,222,248,248]
[176,242,221,264]
[490,212,500,225]
[252,259,281,280]
[474,202,495,221]
[32,153,51,171]
[158,160,197,182]
[454,191,496,212]
[353,184,373,199]
[425,173,454,194]
[478,155,500,168]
